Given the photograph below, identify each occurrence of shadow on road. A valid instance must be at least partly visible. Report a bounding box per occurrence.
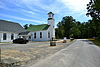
[81,39,94,45]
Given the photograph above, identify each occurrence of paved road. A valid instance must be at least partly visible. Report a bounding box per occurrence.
[30,39,100,67]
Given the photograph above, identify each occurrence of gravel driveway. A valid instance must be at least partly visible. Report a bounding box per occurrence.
[30,39,100,67]
[0,40,72,67]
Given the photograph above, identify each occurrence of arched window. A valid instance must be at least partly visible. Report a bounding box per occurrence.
[11,34,14,40]
[40,32,42,38]
[48,32,50,38]
[34,32,36,39]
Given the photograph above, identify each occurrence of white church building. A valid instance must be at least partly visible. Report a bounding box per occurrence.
[20,12,55,41]
[0,12,55,42]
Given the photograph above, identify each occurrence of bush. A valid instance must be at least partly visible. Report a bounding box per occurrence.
[70,38,74,41]
[97,35,100,39]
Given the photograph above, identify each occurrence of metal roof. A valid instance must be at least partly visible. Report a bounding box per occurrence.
[0,20,26,33]
[27,24,50,32]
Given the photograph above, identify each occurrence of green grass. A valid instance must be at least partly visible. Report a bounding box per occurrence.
[89,39,100,47]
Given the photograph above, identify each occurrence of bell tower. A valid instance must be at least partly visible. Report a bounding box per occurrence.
[47,12,55,38]
[48,12,54,26]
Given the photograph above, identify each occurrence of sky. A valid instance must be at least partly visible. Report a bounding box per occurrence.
[0,0,91,27]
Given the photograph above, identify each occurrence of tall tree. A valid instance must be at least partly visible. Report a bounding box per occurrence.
[29,24,33,27]
[86,0,100,20]
[56,16,80,39]
[23,24,28,29]
[70,22,81,38]
[86,0,100,38]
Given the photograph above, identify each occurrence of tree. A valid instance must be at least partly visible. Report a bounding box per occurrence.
[86,0,100,20]
[70,22,81,38]
[62,16,76,38]
[56,16,80,39]
[86,0,100,38]
[56,16,99,39]
[56,22,64,39]
[23,24,28,29]
[29,24,33,27]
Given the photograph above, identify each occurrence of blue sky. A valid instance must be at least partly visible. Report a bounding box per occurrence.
[0,0,91,27]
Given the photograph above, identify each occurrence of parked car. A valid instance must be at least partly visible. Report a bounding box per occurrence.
[13,38,29,44]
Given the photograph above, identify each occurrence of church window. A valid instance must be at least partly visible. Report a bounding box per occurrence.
[11,33,14,40]
[48,32,50,38]
[3,33,7,40]
[40,32,42,38]
[34,32,36,39]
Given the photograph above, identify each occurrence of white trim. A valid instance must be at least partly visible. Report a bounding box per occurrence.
[0,32,18,42]
[0,31,18,34]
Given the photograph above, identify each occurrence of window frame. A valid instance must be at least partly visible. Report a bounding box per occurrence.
[40,32,42,38]
[48,32,50,38]
[34,32,36,39]
[3,33,7,40]
[11,33,14,40]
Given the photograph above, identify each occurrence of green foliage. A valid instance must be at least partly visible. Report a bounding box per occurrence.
[23,24,28,29]
[86,0,100,39]
[23,24,34,30]
[56,16,81,39]
[90,39,100,47]
[29,24,33,27]
[56,16,100,39]
[86,0,100,20]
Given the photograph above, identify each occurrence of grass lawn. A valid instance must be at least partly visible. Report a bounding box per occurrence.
[88,39,100,47]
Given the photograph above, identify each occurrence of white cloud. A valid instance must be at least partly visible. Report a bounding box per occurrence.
[20,9,35,15]
[0,14,44,24]
[59,0,89,12]
[21,0,90,15]
[0,2,37,18]
[21,0,42,12]
[0,0,90,24]
[22,0,63,14]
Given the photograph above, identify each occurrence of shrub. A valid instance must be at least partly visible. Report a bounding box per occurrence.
[70,38,74,41]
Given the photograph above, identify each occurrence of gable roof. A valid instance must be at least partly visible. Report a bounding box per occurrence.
[0,20,26,33]
[27,24,50,32]
[19,31,30,35]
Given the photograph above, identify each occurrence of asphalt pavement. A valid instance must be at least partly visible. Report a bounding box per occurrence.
[30,39,100,67]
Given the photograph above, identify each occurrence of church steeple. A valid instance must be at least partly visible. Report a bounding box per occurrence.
[48,12,54,20]
[47,12,55,38]
[47,12,54,26]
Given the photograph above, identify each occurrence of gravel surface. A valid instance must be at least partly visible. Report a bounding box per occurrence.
[0,40,73,67]
[30,39,100,67]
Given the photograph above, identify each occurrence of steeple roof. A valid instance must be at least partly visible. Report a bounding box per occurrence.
[48,12,54,15]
